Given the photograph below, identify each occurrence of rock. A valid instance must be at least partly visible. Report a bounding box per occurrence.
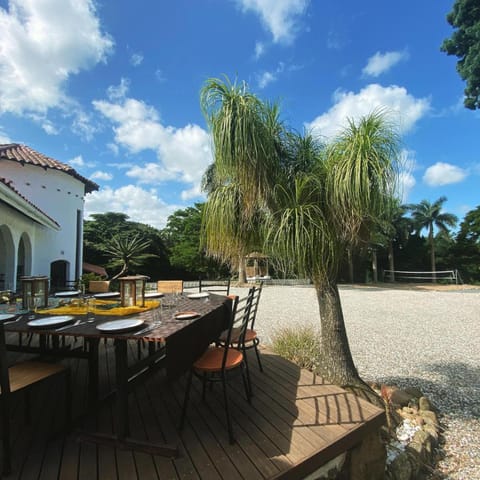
[404,386,423,398]
[389,451,412,480]
[424,424,439,444]
[390,388,413,407]
[420,410,439,428]
[419,396,433,411]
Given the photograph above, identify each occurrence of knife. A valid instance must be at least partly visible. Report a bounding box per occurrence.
[134,324,159,336]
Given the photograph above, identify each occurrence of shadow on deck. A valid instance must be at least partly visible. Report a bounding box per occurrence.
[4,343,385,479]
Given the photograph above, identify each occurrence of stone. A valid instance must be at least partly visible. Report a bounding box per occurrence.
[420,410,439,427]
[390,389,413,407]
[419,396,433,411]
[404,386,423,398]
[389,451,412,480]
[424,424,439,443]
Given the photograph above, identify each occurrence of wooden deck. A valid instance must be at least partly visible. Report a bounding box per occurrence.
[4,340,385,479]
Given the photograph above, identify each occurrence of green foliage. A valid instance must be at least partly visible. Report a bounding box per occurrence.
[441,0,480,109]
[272,326,321,371]
[83,212,170,280]
[161,203,229,279]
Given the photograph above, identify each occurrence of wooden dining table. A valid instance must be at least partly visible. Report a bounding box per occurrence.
[2,293,232,456]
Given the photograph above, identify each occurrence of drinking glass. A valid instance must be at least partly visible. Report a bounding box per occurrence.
[86,297,96,322]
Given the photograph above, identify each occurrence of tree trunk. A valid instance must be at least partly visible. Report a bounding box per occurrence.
[315,281,364,386]
[429,226,436,283]
[388,242,395,282]
[238,256,247,284]
[371,249,378,283]
[347,248,354,283]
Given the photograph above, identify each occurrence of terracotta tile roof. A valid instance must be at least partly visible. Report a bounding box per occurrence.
[0,143,99,193]
[0,176,60,228]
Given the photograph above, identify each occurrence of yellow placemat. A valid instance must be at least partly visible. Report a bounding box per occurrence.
[38,299,160,316]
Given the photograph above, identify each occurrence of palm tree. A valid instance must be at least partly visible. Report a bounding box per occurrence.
[265,110,400,386]
[200,77,282,282]
[201,76,400,388]
[103,234,152,280]
[407,196,457,282]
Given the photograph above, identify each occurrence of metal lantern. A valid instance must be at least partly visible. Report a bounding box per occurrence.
[119,275,148,307]
[21,276,49,309]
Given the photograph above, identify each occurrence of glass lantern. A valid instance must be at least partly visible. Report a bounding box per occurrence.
[119,275,148,307]
[21,276,49,310]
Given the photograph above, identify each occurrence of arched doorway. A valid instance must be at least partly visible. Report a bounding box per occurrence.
[17,233,32,284]
[0,225,15,290]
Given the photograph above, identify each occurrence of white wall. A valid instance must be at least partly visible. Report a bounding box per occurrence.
[1,160,87,288]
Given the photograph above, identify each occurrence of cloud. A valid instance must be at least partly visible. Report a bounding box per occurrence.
[306,83,430,140]
[91,170,113,181]
[362,50,409,78]
[84,185,179,229]
[258,71,276,89]
[423,162,467,186]
[130,52,143,66]
[254,41,266,59]
[93,81,213,199]
[235,0,309,44]
[0,0,113,115]
[0,129,11,143]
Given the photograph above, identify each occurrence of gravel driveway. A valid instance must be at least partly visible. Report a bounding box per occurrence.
[230,284,480,480]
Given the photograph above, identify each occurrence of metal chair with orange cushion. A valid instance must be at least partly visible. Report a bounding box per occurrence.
[0,322,71,475]
[179,291,253,444]
[218,283,264,373]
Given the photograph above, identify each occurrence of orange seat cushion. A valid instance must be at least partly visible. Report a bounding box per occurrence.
[194,347,243,372]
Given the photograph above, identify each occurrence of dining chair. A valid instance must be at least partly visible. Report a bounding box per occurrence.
[217,283,264,373]
[179,291,253,444]
[0,323,71,476]
[157,280,183,294]
[198,278,231,296]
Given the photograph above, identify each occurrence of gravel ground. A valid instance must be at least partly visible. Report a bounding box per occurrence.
[230,284,480,480]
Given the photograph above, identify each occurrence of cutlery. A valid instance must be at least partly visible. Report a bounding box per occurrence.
[55,319,87,331]
[134,324,158,336]
[3,315,23,324]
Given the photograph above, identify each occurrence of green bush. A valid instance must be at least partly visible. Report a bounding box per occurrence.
[272,326,321,371]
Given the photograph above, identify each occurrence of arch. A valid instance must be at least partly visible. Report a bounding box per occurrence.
[17,233,32,280]
[0,225,15,290]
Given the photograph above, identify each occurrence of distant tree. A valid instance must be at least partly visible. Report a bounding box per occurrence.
[450,205,480,282]
[83,212,169,279]
[407,197,457,281]
[161,203,229,279]
[441,0,480,109]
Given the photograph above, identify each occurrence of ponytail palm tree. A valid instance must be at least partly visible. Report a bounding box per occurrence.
[200,77,282,281]
[266,111,400,386]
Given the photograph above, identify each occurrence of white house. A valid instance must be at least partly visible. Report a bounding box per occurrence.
[0,143,98,292]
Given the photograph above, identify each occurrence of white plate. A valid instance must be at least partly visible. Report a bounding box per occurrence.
[55,290,81,297]
[0,313,17,322]
[174,311,200,320]
[93,292,120,298]
[28,315,75,328]
[96,319,144,333]
[187,292,209,299]
[144,292,164,298]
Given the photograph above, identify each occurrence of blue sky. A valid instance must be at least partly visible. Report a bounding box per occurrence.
[0,0,478,230]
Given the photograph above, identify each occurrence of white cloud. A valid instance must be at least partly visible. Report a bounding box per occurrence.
[423,162,467,186]
[69,155,85,167]
[397,149,417,202]
[258,71,276,89]
[362,50,409,78]
[306,84,430,140]
[91,170,113,181]
[93,81,213,199]
[84,185,178,229]
[235,0,309,44]
[254,41,266,59]
[0,129,11,143]
[130,52,143,66]
[0,0,113,115]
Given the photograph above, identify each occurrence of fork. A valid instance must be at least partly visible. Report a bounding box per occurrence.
[55,319,85,331]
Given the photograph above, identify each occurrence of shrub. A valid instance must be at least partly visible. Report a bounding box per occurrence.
[272,325,321,371]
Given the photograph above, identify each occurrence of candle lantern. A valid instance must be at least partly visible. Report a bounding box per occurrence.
[21,276,49,309]
[119,275,148,307]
